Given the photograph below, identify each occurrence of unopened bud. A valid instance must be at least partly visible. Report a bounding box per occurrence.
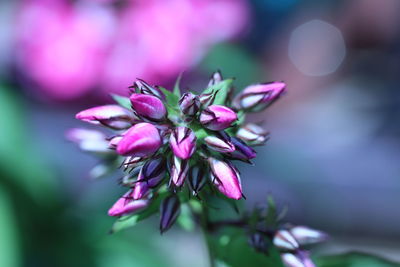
[160,196,181,233]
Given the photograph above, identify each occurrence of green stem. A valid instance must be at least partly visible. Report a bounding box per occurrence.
[200,205,215,267]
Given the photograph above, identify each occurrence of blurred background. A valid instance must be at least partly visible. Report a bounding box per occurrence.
[1,0,400,266]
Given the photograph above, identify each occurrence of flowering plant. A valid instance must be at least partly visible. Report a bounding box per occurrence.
[69,72,326,266]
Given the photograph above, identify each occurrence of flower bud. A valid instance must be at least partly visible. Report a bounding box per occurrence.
[66,128,111,154]
[207,70,223,87]
[209,158,242,200]
[199,90,216,107]
[169,127,197,160]
[204,132,235,153]
[131,79,163,98]
[237,123,269,146]
[248,233,268,254]
[170,156,189,187]
[200,105,237,131]
[133,157,166,199]
[116,123,162,157]
[76,105,133,129]
[281,251,316,267]
[290,226,328,245]
[188,165,207,196]
[226,137,256,162]
[179,92,200,116]
[273,229,299,251]
[130,93,167,122]
[160,195,180,233]
[108,190,149,217]
[233,82,286,111]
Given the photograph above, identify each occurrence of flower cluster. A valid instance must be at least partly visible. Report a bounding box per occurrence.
[69,72,285,232]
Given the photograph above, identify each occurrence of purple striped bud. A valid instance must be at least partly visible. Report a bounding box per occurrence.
[209,158,242,200]
[66,128,110,154]
[226,137,256,162]
[200,105,237,131]
[188,165,207,196]
[290,226,328,245]
[131,79,163,98]
[130,93,167,122]
[273,230,299,251]
[199,90,217,107]
[160,195,181,233]
[281,251,316,267]
[204,132,235,153]
[170,156,189,187]
[133,157,166,199]
[237,123,269,146]
[179,92,200,116]
[108,190,149,217]
[207,70,223,87]
[76,105,133,129]
[116,123,162,157]
[169,127,197,160]
[233,82,286,111]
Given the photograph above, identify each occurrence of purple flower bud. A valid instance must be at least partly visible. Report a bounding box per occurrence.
[290,226,328,245]
[133,157,166,199]
[204,132,235,153]
[207,70,223,87]
[131,79,163,98]
[200,105,237,131]
[273,229,299,251]
[160,195,181,233]
[188,165,207,196]
[179,92,200,116]
[170,156,189,187]
[66,128,110,154]
[226,137,256,162]
[76,105,133,129]
[116,123,162,157]
[248,233,268,254]
[233,82,286,111]
[122,156,146,170]
[130,93,167,122]
[237,123,269,146]
[169,127,197,159]
[199,90,217,107]
[209,158,242,200]
[108,190,149,217]
[281,251,316,267]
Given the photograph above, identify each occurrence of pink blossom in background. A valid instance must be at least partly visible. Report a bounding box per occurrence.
[15,0,249,101]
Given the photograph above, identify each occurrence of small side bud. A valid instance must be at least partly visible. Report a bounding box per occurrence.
[290,226,328,245]
[200,105,237,131]
[281,251,316,267]
[160,196,181,233]
[207,70,223,87]
[273,230,299,251]
[237,123,269,146]
[130,93,167,122]
[188,165,207,195]
[108,190,149,217]
[179,92,200,116]
[248,233,268,254]
[131,79,163,98]
[133,157,166,199]
[204,132,235,153]
[226,137,256,162]
[75,105,133,129]
[169,127,197,160]
[170,156,189,187]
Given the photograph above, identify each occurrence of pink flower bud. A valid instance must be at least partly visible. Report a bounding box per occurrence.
[160,195,180,233]
[66,128,110,154]
[170,156,189,187]
[273,230,299,251]
[169,127,197,159]
[130,93,167,122]
[179,92,200,116]
[233,82,286,111]
[133,157,166,199]
[237,123,269,146]
[204,132,235,153]
[108,190,149,217]
[75,105,133,129]
[131,79,163,99]
[116,123,162,156]
[226,137,256,162]
[209,158,242,200]
[281,251,316,267]
[207,70,223,87]
[290,226,328,245]
[200,105,237,131]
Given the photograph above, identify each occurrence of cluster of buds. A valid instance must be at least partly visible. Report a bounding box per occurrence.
[68,71,285,233]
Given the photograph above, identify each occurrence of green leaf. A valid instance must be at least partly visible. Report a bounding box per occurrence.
[110,192,167,233]
[265,195,278,227]
[207,228,284,267]
[202,79,234,106]
[315,252,400,267]
[173,73,183,97]
[0,185,20,267]
[159,87,180,107]
[111,94,131,110]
